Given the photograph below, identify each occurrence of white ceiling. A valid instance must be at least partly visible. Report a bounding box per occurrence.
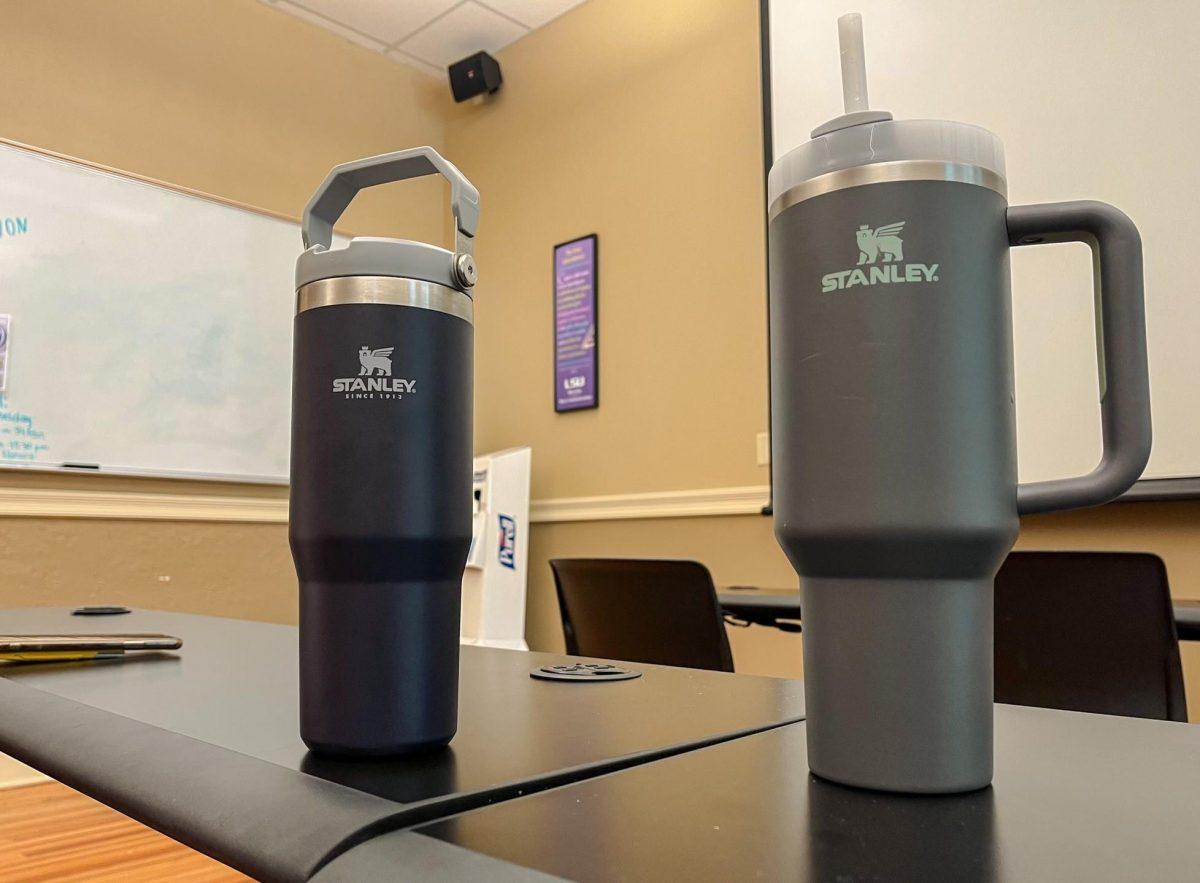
[259,0,589,77]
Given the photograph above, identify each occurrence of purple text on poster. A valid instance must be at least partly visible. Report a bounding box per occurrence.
[554,236,597,411]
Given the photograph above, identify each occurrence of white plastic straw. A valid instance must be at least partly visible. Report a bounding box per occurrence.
[838,13,869,112]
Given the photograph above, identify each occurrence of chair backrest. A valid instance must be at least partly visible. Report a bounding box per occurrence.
[994,551,1187,722]
[549,559,735,672]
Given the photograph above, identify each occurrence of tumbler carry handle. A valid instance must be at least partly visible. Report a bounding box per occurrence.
[301,146,480,255]
[1008,201,1152,514]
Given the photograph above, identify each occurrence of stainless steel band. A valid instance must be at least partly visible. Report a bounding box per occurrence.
[296,276,473,324]
[768,160,1008,221]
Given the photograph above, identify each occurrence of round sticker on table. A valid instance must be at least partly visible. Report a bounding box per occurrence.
[530,663,642,682]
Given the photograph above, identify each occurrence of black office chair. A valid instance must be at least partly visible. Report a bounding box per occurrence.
[994,551,1187,722]
[549,559,735,672]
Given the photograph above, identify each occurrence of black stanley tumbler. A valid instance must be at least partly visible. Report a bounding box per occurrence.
[290,147,481,755]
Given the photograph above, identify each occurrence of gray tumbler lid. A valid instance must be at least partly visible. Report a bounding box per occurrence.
[767,14,1005,214]
[295,146,480,294]
[768,119,1007,208]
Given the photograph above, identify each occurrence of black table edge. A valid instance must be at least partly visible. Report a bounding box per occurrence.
[0,670,804,880]
[0,677,401,883]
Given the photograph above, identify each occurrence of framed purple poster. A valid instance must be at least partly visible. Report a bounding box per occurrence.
[553,234,599,412]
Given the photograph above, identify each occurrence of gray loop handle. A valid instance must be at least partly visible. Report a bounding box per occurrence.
[301,146,480,251]
[1008,200,1152,514]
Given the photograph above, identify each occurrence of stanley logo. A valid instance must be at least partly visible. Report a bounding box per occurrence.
[332,345,416,398]
[821,221,940,292]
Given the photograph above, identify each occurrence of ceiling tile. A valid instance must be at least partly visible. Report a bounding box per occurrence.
[478,0,586,29]
[272,1,388,51]
[290,0,459,44]
[398,1,528,68]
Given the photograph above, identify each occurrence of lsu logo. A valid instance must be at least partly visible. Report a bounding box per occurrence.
[498,514,517,569]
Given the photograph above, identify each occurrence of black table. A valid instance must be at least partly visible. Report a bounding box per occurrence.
[1176,599,1200,641]
[719,586,803,627]
[0,608,804,882]
[719,587,1200,640]
[317,703,1200,881]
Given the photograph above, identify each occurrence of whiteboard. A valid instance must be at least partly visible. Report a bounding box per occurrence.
[767,0,1200,483]
[0,140,344,482]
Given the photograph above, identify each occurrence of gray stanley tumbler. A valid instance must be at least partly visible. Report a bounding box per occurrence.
[290,147,480,756]
[768,15,1151,793]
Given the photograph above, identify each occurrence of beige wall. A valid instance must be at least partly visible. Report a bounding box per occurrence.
[0,0,446,620]
[1,0,1198,727]
[0,0,447,243]
[444,0,769,499]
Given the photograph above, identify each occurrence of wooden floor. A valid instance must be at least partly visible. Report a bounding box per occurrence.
[0,782,251,882]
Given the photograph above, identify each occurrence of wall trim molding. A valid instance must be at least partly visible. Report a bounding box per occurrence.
[0,484,771,525]
[0,487,289,523]
[530,485,770,523]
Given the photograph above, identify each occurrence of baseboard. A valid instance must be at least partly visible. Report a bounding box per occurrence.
[0,484,772,525]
